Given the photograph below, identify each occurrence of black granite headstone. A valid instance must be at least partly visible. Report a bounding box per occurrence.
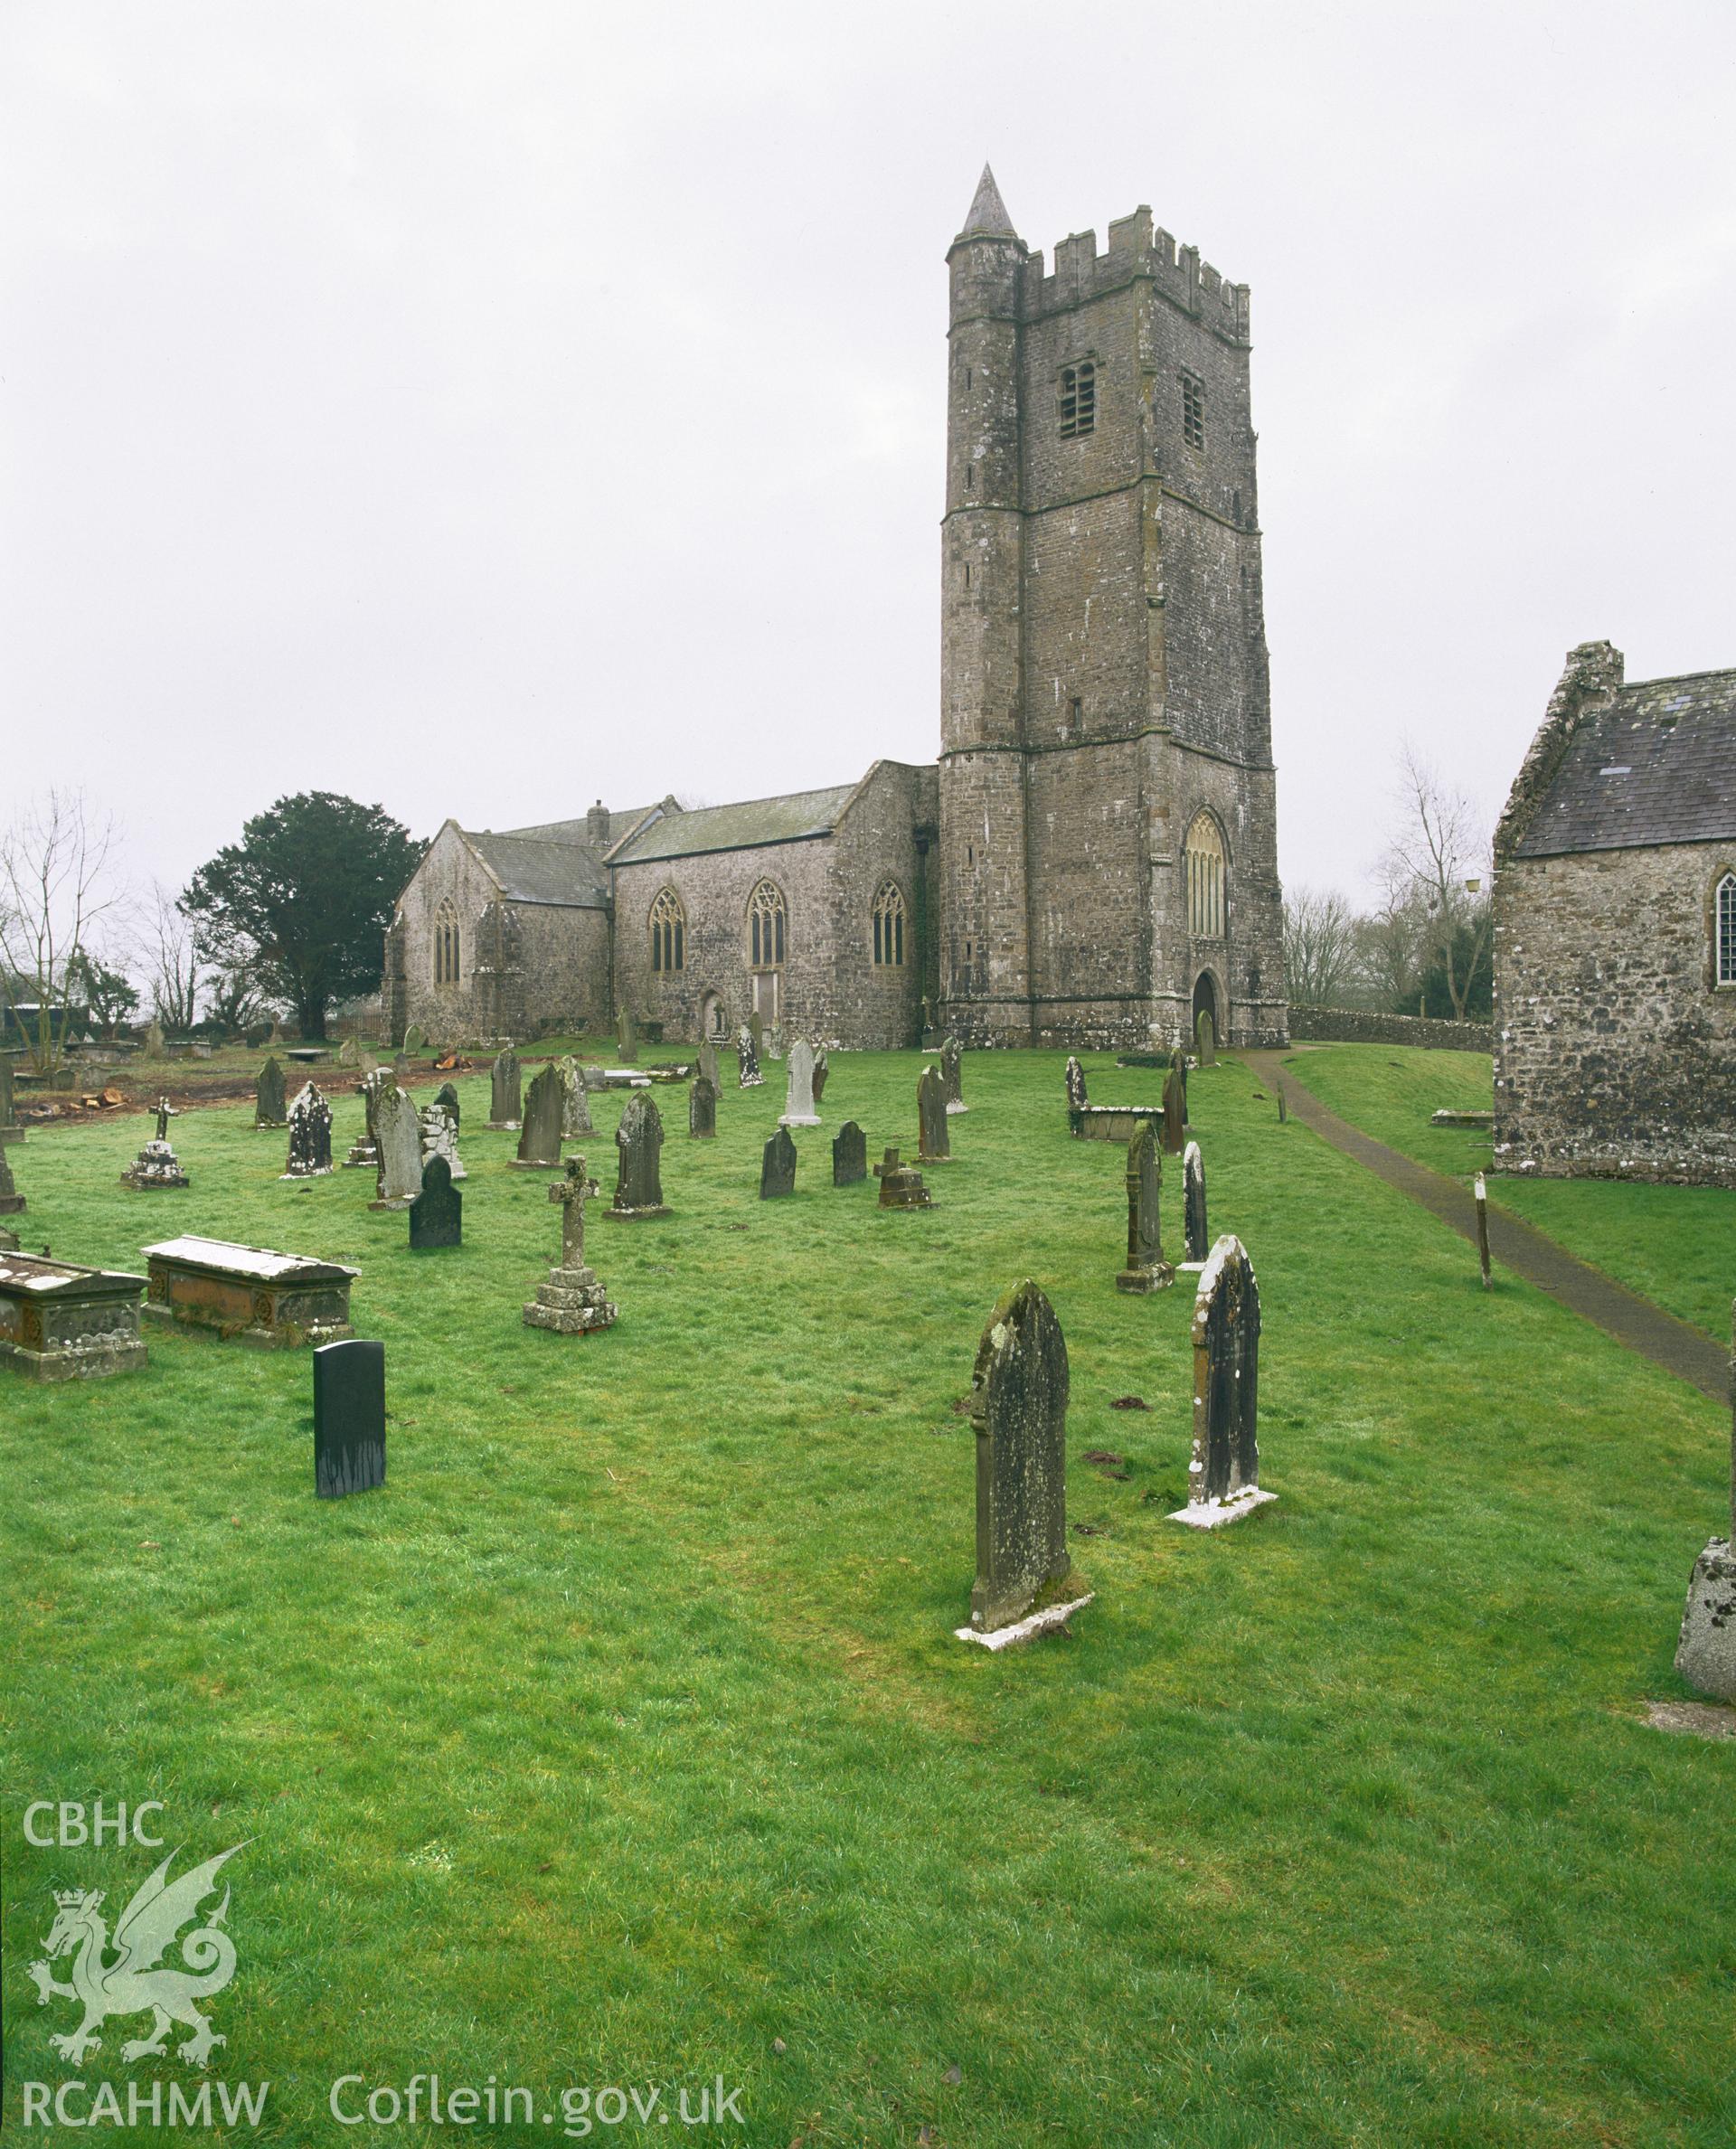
[760,1125,797,1199]
[314,1338,385,1497]
[1190,1236,1261,1506]
[832,1119,867,1186]
[409,1154,462,1250]
[434,1079,461,1129]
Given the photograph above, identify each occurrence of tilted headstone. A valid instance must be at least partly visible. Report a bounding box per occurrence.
[419,1099,466,1182]
[760,1125,797,1199]
[1195,1009,1217,1066]
[487,1047,522,1130]
[0,1142,24,1216]
[737,1024,763,1089]
[1064,1056,1088,1114]
[513,1063,564,1169]
[918,1065,950,1163]
[254,1057,288,1128]
[832,1120,866,1186]
[941,1036,967,1115]
[780,1039,820,1127]
[690,1074,717,1138]
[314,1338,385,1498]
[964,1280,1086,1637]
[370,1086,424,1210]
[434,1079,461,1128]
[1675,1299,1736,1699]
[409,1153,462,1250]
[280,1082,334,1179]
[697,1040,720,1091]
[1161,1056,1188,1155]
[1182,1140,1208,1265]
[524,1155,617,1333]
[120,1098,188,1190]
[617,1006,637,1064]
[1115,1119,1173,1294]
[0,1054,20,1143]
[559,1056,593,1137]
[607,1091,669,1219]
[1171,1234,1274,1527]
[812,1047,829,1105]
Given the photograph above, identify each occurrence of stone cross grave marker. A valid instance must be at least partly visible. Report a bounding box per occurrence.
[409,1153,462,1250]
[832,1119,866,1186]
[280,1082,334,1180]
[314,1337,385,1498]
[559,1056,593,1137]
[1195,1009,1217,1066]
[918,1065,950,1163]
[1182,1141,1208,1267]
[370,1086,424,1210]
[737,1024,763,1088]
[961,1279,1090,1643]
[780,1040,820,1126]
[487,1047,522,1130]
[1675,1297,1736,1700]
[760,1125,797,1199]
[255,1057,288,1128]
[1171,1234,1275,1528]
[942,1036,967,1115]
[690,1074,717,1138]
[120,1098,188,1190]
[523,1157,618,1333]
[1064,1056,1088,1114]
[513,1063,565,1169]
[607,1092,669,1219]
[1115,1118,1174,1293]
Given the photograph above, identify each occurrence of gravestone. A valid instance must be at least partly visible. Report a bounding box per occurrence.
[512,1063,565,1169]
[690,1074,717,1138]
[0,1249,148,1381]
[486,1047,522,1130]
[0,1143,24,1216]
[559,1056,593,1137]
[812,1048,829,1105]
[697,1039,720,1092]
[314,1338,386,1497]
[737,1024,763,1089]
[254,1057,288,1128]
[617,1006,638,1064]
[409,1154,462,1250]
[780,1040,820,1126]
[875,1145,931,1210]
[419,1098,466,1182]
[1182,1141,1209,1266]
[337,1037,359,1068]
[369,1086,424,1211]
[120,1098,189,1190]
[145,1020,165,1057]
[1171,1235,1275,1528]
[403,1023,425,1058]
[434,1079,461,1129]
[1161,1056,1188,1155]
[1195,1009,1217,1067]
[760,1125,797,1199]
[344,1066,390,1169]
[607,1092,669,1220]
[1115,1119,1174,1293]
[524,1156,618,1333]
[962,1279,1088,1640]
[144,1236,357,1346]
[748,1009,765,1062]
[0,1054,21,1144]
[918,1065,950,1163]
[280,1082,335,1179]
[1064,1056,1088,1114]
[1675,1299,1736,1700]
[941,1036,967,1116]
[832,1120,866,1186]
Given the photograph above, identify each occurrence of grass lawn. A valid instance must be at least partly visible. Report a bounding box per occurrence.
[1288,1043,1736,1343]
[4,1048,1733,2146]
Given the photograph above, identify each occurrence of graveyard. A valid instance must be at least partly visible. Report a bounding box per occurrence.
[3,1040,1732,2145]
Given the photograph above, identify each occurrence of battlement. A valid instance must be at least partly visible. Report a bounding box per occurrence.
[1019,208,1250,343]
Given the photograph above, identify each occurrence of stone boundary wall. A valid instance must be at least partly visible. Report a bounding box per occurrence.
[1287,1005,1492,1053]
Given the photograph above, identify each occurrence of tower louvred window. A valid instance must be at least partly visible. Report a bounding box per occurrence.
[1059,362,1096,439]
[1182,372,1205,450]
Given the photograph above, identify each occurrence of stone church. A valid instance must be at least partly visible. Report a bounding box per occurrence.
[387,170,1288,1052]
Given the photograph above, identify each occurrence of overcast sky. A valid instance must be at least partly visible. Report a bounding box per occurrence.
[4,0,1733,927]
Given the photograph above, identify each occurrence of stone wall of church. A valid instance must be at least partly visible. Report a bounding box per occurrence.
[1494,837,1736,1185]
[391,824,501,1045]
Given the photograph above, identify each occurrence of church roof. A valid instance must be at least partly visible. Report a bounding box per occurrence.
[610,783,860,865]
[1513,668,1736,858]
[464,830,611,909]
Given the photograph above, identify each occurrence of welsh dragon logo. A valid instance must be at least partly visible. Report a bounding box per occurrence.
[27,1843,246,2069]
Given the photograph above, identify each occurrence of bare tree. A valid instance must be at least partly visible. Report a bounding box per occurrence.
[135,881,202,1032]
[1380,746,1493,1021]
[0,790,126,1076]
[1354,886,1429,1011]
[1283,885,1360,1006]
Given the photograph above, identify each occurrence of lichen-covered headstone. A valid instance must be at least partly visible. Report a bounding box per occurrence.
[402,1023,425,1058]
[607,1092,669,1220]
[1195,1009,1217,1067]
[690,1075,717,1138]
[812,1047,829,1105]
[832,1120,866,1186]
[1115,1119,1173,1294]
[780,1040,820,1127]
[941,1036,967,1116]
[1161,1055,1187,1155]
[559,1056,592,1137]
[0,1142,24,1216]
[419,1098,466,1181]
[966,1279,1085,1636]
[760,1125,797,1199]
[697,1040,720,1092]
[617,1006,637,1064]
[1183,1140,1208,1265]
[280,1082,334,1179]
[748,1009,765,1063]
[487,1047,522,1131]
[1171,1234,1274,1528]
[314,1338,385,1498]
[1064,1056,1088,1115]
[145,1020,165,1058]
[1675,1298,1736,1701]
[370,1086,423,1211]
[0,1054,20,1144]
[918,1065,950,1163]
[524,1156,617,1333]
[513,1063,564,1169]
[255,1056,288,1128]
[409,1153,462,1251]
[337,1037,359,1068]
[737,1024,763,1089]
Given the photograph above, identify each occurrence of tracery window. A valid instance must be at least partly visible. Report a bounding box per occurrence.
[748,880,788,969]
[1185,815,1227,939]
[1717,872,1736,985]
[433,897,461,985]
[872,881,907,967]
[649,887,685,975]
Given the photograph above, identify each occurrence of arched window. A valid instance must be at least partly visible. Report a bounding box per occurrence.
[1184,815,1227,939]
[872,881,907,967]
[748,880,787,969]
[1717,872,1736,986]
[649,887,685,975]
[433,897,460,985]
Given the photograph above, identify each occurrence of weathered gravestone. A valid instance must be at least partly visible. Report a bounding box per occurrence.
[1115,1119,1174,1294]
[760,1125,797,1199]
[1064,1056,1088,1115]
[255,1057,288,1128]
[697,1039,720,1092]
[1161,1053,1188,1155]
[875,1145,931,1210]
[280,1082,335,1180]
[487,1047,522,1130]
[434,1079,461,1128]
[959,1279,1090,1645]
[559,1057,593,1137]
[737,1024,763,1088]
[1181,1140,1209,1267]
[344,1066,390,1169]
[410,1153,462,1250]
[941,1036,967,1116]
[524,1156,618,1333]
[689,1074,717,1138]
[918,1065,950,1163]
[314,1338,385,1497]
[0,1144,23,1216]
[1675,1299,1736,1701]
[607,1092,669,1220]
[1171,1234,1275,1528]
[832,1120,866,1186]
[617,1007,637,1064]
[419,1098,466,1181]
[812,1047,829,1105]
[780,1039,820,1127]
[748,1009,765,1062]
[0,1054,21,1145]
[145,1020,165,1057]
[513,1063,565,1169]
[402,1023,425,1059]
[337,1037,359,1068]
[0,1249,148,1381]
[370,1086,424,1210]
[1195,1009,1217,1067]
[120,1098,189,1190]
[144,1235,357,1346]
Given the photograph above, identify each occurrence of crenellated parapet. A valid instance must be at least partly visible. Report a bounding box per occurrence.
[1017,211,1250,343]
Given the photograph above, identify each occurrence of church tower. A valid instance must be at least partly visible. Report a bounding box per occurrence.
[937,169,1288,1049]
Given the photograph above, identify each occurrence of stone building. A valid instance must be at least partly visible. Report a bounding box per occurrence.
[1492,640,1736,1185]
[388,171,1288,1052]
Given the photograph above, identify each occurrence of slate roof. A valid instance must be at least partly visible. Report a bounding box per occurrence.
[1514,670,1736,858]
[464,831,610,910]
[610,783,859,866]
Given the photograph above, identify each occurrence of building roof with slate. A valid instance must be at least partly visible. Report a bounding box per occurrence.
[455,803,667,909]
[609,782,862,866]
[1513,668,1736,859]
